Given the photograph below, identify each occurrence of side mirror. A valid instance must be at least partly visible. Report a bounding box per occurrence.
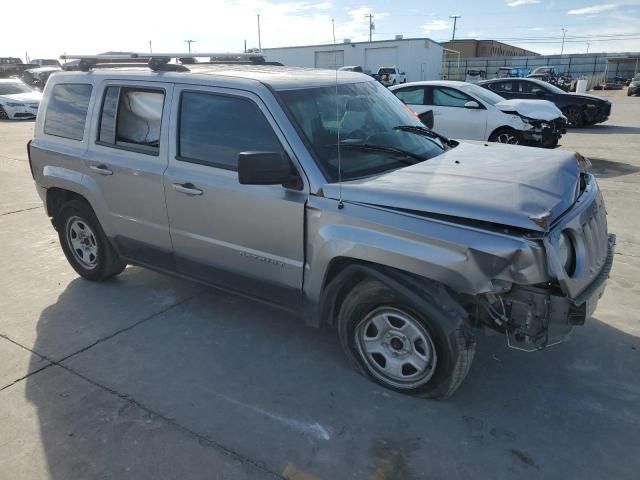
[464,100,481,109]
[238,151,300,188]
[418,110,434,129]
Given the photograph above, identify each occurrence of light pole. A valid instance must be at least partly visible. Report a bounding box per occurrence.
[184,39,195,54]
[449,15,462,41]
[257,14,262,51]
[149,41,152,53]
[560,28,567,55]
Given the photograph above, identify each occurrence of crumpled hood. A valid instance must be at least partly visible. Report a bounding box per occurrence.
[323,142,580,232]
[495,99,563,121]
[0,92,42,104]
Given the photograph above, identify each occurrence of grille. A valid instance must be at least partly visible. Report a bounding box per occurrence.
[581,203,608,276]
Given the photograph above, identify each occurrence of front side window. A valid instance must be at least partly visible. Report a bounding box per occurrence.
[278,81,444,182]
[432,87,473,107]
[178,92,282,171]
[393,87,425,105]
[44,83,93,141]
[97,86,164,154]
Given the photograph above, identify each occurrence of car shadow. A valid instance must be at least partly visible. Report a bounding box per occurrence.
[572,125,640,135]
[21,268,640,479]
[588,157,640,179]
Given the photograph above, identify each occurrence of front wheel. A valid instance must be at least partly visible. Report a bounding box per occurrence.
[337,279,475,399]
[56,199,126,281]
[489,128,521,145]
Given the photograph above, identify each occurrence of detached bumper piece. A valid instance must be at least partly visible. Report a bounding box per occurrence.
[497,234,615,352]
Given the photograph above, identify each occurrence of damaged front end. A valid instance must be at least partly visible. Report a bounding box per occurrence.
[476,170,615,351]
[518,114,568,148]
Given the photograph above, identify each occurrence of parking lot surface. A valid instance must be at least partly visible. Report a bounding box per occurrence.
[1,90,639,479]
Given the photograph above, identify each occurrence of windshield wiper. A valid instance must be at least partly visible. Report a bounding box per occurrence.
[394,125,456,148]
[333,142,426,164]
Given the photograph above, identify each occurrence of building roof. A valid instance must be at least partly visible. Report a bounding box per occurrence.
[261,37,438,51]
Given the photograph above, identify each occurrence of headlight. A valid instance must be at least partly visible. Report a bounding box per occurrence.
[558,232,576,275]
[6,102,25,107]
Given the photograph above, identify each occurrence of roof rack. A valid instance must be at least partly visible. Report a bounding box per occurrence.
[60,53,269,72]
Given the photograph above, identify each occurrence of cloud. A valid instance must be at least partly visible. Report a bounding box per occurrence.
[506,0,540,6]
[568,4,617,15]
[422,20,450,34]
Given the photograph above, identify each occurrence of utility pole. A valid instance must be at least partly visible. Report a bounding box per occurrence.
[586,41,590,54]
[149,41,152,53]
[449,15,462,41]
[257,14,262,51]
[184,39,195,54]
[365,13,374,42]
[244,39,247,53]
[560,28,567,55]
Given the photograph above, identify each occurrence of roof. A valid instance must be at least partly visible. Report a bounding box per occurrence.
[390,80,470,88]
[49,64,373,90]
[261,37,438,51]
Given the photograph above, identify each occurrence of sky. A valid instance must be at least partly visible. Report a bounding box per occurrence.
[2,0,640,61]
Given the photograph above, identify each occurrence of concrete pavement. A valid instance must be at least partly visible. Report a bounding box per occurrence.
[0,90,638,480]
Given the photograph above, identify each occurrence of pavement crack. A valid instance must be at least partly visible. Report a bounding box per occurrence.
[0,205,43,216]
[56,362,285,479]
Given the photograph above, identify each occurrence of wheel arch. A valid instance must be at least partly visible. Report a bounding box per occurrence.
[488,125,520,142]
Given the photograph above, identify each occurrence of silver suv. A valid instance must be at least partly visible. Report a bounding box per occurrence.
[29,54,614,399]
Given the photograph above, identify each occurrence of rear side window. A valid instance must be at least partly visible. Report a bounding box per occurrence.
[98,86,164,155]
[488,81,514,93]
[177,92,282,171]
[393,87,425,105]
[44,83,92,141]
[432,87,473,107]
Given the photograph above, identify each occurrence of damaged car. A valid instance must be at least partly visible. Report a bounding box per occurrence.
[478,78,611,127]
[0,78,41,119]
[391,80,566,147]
[30,56,614,399]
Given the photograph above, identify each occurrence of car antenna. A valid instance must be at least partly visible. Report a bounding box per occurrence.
[332,19,344,210]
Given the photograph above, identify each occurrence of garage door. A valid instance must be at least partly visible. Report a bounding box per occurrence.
[315,50,344,69]
[364,47,398,73]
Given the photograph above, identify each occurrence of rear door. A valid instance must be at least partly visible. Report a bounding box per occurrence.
[428,86,488,140]
[163,85,307,307]
[83,81,173,265]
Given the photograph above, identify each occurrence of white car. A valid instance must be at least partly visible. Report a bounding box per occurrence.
[0,79,42,120]
[390,80,567,147]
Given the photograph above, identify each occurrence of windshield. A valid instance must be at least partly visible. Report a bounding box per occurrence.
[460,83,505,106]
[0,81,34,95]
[378,68,395,74]
[278,81,445,182]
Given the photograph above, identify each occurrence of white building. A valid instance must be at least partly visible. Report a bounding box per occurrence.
[262,37,443,82]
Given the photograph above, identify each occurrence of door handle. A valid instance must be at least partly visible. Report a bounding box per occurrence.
[90,164,113,175]
[173,182,203,196]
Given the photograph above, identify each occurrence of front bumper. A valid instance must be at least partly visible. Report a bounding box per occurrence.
[2,103,38,119]
[584,102,611,124]
[521,117,567,147]
[502,234,615,351]
[629,84,640,95]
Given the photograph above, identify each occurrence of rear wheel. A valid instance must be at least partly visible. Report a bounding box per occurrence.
[55,199,126,281]
[489,128,521,145]
[337,278,475,399]
[563,106,584,127]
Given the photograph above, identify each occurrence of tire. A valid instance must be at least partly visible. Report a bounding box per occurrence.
[563,106,584,127]
[488,128,521,145]
[0,105,9,120]
[55,199,126,281]
[337,278,475,399]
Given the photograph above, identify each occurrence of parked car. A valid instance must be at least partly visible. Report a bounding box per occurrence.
[390,80,566,147]
[29,55,614,399]
[21,66,61,90]
[497,67,530,78]
[478,78,611,127]
[338,66,363,73]
[376,66,406,86]
[30,58,62,68]
[0,79,42,119]
[464,69,486,83]
[628,74,640,96]
[1,57,35,77]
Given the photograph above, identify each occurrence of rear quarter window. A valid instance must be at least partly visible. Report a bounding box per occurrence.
[44,83,93,141]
